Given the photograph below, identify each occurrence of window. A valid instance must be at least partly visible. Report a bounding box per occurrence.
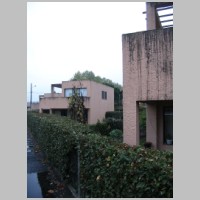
[163,107,173,145]
[102,91,107,100]
[65,89,73,97]
[65,88,87,97]
[78,88,87,97]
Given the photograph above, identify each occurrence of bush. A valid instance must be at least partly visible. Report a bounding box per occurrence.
[90,120,111,136]
[80,139,173,198]
[109,129,123,141]
[106,118,123,131]
[105,111,123,119]
[90,118,123,136]
[27,112,173,198]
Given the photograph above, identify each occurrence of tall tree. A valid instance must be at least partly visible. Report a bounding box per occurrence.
[68,86,86,123]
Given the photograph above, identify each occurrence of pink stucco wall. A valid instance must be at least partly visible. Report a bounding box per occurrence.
[123,28,173,149]
[123,28,173,101]
[89,81,114,124]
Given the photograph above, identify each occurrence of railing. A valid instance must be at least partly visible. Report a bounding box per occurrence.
[39,95,91,108]
[43,93,62,97]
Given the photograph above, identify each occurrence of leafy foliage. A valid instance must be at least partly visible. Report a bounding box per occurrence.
[139,104,146,134]
[106,118,123,131]
[71,70,122,90]
[68,86,86,123]
[27,112,173,198]
[109,129,123,141]
[90,118,123,136]
[105,111,123,119]
[90,120,111,136]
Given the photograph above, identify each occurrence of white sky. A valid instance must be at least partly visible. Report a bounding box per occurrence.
[27,2,146,102]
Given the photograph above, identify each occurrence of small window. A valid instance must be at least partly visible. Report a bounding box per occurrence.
[78,88,87,97]
[65,89,73,97]
[102,91,107,100]
[65,88,87,97]
[163,107,173,145]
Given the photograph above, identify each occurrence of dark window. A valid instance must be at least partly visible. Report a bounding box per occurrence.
[65,88,87,97]
[102,91,107,100]
[42,109,50,114]
[61,109,67,116]
[163,107,173,145]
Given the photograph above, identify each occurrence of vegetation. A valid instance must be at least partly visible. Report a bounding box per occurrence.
[105,111,123,119]
[68,86,86,123]
[90,118,123,137]
[139,104,146,135]
[109,129,123,141]
[27,112,173,198]
[70,70,123,111]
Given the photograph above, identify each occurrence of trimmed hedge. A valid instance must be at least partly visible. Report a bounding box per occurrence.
[27,112,173,198]
[105,111,123,119]
[106,118,123,131]
[90,120,111,136]
[90,118,123,136]
[109,129,123,142]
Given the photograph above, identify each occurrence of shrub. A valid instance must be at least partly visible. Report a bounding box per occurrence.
[109,129,123,141]
[27,111,173,198]
[91,120,111,136]
[90,118,123,136]
[105,118,123,131]
[80,139,173,198]
[105,111,123,119]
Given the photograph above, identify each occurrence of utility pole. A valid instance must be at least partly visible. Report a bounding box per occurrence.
[30,83,36,110]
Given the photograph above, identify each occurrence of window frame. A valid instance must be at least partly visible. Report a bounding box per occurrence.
[102,91,107,100]
[65,88,87,97]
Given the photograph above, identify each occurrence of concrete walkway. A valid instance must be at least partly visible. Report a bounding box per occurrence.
[27,131,48,174]
[27,129,74,198]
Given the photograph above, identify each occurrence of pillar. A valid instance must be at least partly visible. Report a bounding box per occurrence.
[146,103,157,148]
[123,101,140,146]
[146,2,157,30]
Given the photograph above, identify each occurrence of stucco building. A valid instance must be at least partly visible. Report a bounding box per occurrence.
[122,2,173,151]
[27,102,39,111]
[39,80,114,124]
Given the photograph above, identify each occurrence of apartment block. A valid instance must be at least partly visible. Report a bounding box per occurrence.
[39,80,114,124]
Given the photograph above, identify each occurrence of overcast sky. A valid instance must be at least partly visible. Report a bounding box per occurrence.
[27,2,146,102]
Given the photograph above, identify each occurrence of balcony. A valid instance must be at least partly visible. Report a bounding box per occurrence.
[39,95,90,109]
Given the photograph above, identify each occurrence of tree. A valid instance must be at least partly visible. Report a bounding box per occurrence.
[71,70,95,81]
[68,86,86,123]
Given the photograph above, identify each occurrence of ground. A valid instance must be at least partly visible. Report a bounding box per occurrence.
[27,129,74,198]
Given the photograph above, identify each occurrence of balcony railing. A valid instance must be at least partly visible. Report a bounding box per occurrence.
[40,93,63,98]
[39,95,90,108]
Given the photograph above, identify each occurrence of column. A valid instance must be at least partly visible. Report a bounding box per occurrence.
[146,102,157,148]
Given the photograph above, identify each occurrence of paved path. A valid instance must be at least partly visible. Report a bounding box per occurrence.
[27,130,74,198]
[27,131,48,174]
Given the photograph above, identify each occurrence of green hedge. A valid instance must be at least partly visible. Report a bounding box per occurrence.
[106,118,123,131]
[27,112,173,198]
[90,118,123,136]
[109,129,123,142]
[105,111,123,119]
